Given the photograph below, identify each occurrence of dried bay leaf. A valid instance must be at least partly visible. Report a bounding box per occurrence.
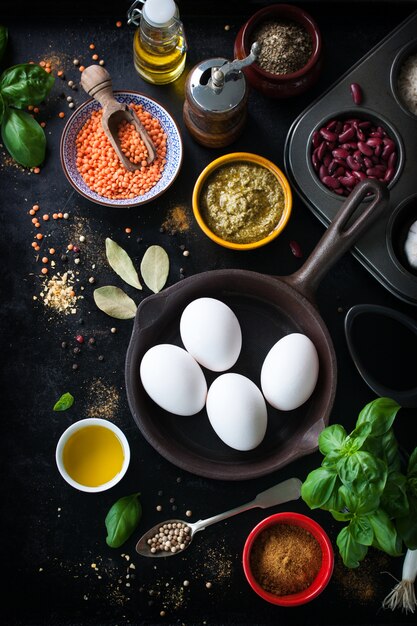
[105,238,142,290]
[94,286,137,319]
[140,245,170,293]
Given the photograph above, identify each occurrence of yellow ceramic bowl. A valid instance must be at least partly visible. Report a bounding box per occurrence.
[192,152,292,251]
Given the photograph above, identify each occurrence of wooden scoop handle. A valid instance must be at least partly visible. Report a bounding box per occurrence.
[81,65,120,111]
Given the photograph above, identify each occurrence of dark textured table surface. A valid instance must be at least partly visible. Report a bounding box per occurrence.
[1,2,417,625]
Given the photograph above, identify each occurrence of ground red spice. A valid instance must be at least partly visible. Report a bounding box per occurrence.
[250,523,322,596]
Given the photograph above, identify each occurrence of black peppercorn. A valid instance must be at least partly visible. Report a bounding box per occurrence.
[61,255,68,263]
[73,347,81,354]
[88,337,96,345]
[61,341,68,349]
[72,363,79,371]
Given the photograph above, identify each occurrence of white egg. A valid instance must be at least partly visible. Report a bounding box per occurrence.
[206,373,267,451]
[180,297,242,372]
[261,333,319,411]
[140,344,207,416]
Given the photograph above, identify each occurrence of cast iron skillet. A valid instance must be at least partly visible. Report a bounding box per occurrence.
[125,180,389,480]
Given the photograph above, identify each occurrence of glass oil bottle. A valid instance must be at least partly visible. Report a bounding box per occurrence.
[128,0,187,85]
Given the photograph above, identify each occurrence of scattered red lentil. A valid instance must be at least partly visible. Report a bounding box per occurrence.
[31,217,38,225]
[35,223,41,228]
[67,244,74,251]
[42,214,49,221]
[125,227,132,234]
[40,122,46,128]
[75,103,167,199]
[41,267,48,275]
[33,167,40,174]
[33,204,39,211]
[31,242,37,248]
[34,107,40,114]
[34,245,40,251]
[92,54,99,61]
[79,66,85,72]
[116,20,122,27]
[58,212,63,218]
[39,61,46,67]
[45,68,52,74]
[29,209,36,216]
[58,112,65,118]
[53,213,58,219]
[42,257,48,263]
[49,248,56,255]
[89,43,95,50]
[36,233,43,240]
[57,70,64,77]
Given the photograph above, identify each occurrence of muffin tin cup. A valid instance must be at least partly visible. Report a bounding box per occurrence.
[285,9,417,306]
[390,38,417,120]
[387,193,417,278]
[306,107,405,202]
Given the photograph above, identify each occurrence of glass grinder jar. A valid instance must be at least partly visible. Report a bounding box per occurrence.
[183,44,259,148]
[127,0,187,85]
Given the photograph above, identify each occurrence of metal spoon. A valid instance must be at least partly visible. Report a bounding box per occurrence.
[135,477,302,557]
[80,65,156,171]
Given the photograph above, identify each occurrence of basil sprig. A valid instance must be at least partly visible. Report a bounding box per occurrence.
[105,493,142,548]
[0,28,54,167]
[301,397,417,568]
[53,392,74,412]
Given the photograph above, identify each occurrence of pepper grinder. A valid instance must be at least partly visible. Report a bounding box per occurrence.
[183,43,259,148]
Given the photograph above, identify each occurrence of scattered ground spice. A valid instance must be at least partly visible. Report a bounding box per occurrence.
[85,378,120,419]
[250,524,322,596]
[40,270,82,314]
[333,550,390,604]
[162,205,190,234]
[252,19,312,75]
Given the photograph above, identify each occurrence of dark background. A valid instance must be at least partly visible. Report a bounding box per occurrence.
[1,2,417,625]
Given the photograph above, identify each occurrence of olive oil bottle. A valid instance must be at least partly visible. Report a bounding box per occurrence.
[128,0,187,85]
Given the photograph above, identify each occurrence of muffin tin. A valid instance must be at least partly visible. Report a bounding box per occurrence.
[284,10,417,305]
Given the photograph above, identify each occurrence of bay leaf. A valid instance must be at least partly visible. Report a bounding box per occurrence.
[140,245,170,293]
[105,238,142,290]
[94,286,137,319]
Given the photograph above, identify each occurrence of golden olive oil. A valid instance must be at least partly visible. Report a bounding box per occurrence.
[63,425,124,487]
[133,28,186,84]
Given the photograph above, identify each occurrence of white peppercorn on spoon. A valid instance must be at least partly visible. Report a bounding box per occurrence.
[135,477,302,557]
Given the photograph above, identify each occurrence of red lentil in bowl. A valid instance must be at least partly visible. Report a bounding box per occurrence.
[60,91,183,208]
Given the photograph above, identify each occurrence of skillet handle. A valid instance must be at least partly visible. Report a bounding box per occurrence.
[282,179,389,303]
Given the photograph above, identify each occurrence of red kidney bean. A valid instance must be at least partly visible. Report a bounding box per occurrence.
[328,159,337,175]
[319,164,328,179]
[346,155,361,171]
[388,152,397,168]
[312,130,321,148]
[289,240,303,258]
[359,121,371,129]
[312,148,320,171]
[352,170,367,181]
[338,127,355,142]
[339,174,356,187]
[332,148,349,159]
[384,167,395,182]
[377,126,387,136]
[341,141,358,150]
[374,144,382,157]
[350,83,363,105]
[366,167,383,177]
[317,141,328,161]
[322,175,340,189]
[320,128,338,142]
[363,156,373,169]
[356,128,366,142]
[366,137,383,147]
[323,154,332,167]
[382,140,395,160]
[326,119,338,131]
[358,141,373,157]
[334,188,346,195]
[335,166,345,177]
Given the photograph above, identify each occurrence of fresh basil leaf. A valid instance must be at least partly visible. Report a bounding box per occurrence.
[345,422,372,452]
[368,509,402,556]
[336,525,369,568]
[94,286,137,319]
[318,424,347,455]
[322,482,345,512]
[349,516,374,546]
[338,451,387,498]
[0,63,54,108]
[105,493,142,548]
[408,447,417,477]
[105,238,142,290]
[53,392,74,412]
[380,471,409,518]
[362,428,400,472]
[330,509,352,522]
[140,245,169,293]
[0,92,4,124]
[1,107,46,167]
[322,450,343,468]
[396,493,417,549]
[339,484,380,516]
[356,397,400,437]
[301,466,338,509]
[0,26,7,63]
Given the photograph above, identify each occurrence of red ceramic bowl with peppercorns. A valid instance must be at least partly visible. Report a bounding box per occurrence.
[234,4,323,98]
[242,512,334,606]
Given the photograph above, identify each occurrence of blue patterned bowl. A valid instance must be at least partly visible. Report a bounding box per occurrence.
[60,91,183,207]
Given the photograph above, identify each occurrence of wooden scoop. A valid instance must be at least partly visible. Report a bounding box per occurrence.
[80,65,156,171]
